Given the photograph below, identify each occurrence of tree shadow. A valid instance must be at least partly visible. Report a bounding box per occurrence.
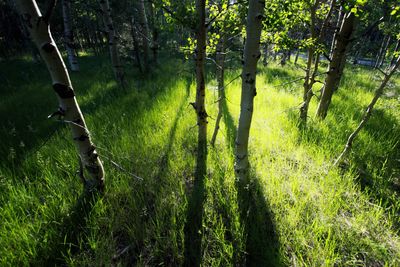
[32,190,101,265]
[0,55,187,174]
[102,76,193,266]
[286,81,400,232]
[183,139,207,266]
[183,82,207,266]
[221,97,237,151]
[222,99,283,266]
[236,174,283,266]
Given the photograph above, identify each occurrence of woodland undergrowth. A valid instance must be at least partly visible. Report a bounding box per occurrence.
[0,54,399,266]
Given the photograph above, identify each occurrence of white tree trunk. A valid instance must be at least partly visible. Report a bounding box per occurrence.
[99,0,125,86]
[15,0,105,190]
[137,0,150,71]
[234,0,265,180]
[61,0,79,71]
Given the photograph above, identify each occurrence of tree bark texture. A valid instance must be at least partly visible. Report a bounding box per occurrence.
[194,0,207,170]
[99,0,125,86]
[148,2,158,64]
[329,5,344,58]
[137,0,150,71]
[15,0,105,190]
[234,0,265,180]
[299,2,318,126]
[61,0,79,71]
[211,36,226,146]
[316,12,356,119]
[130,16,143,72]
[334,56,400,165]
[184,2,207,265]
[376,35,391,69]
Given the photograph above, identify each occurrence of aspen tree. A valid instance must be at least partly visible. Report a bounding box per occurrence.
[316,11,357,119]
[234,0,265,180]
[137,0,150,71]
[300,0,335,126]
[99,0,125,86]
[15,0,105,190]
[194,0,207,174]
[61,0,79,71]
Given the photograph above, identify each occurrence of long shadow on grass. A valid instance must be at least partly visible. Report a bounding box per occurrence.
[0,55,115,170]
[104,76,194,266]
[183,139,207,266]
[156,78,192,180]
[221,98,283,266]
[288,85,400,232]
[0,55,185,174]
[183,81,207,266]
[32,190,100,265]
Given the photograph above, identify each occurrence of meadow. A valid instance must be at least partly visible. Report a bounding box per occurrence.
[0,54,399,266]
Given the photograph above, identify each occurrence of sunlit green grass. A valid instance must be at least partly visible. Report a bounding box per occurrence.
[0,54,399,266]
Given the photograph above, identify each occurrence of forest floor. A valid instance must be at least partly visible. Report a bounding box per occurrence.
[1,54,400,266]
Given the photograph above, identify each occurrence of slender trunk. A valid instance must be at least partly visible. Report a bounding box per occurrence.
[377,36,391,68]
[148,2,159,64]
[137,0,150,71]
[262,43,268,66]
[334,56,400,165]
[61,0,79,71]
[330,5,344,58]
[130,16,143,72]
[194,0,207,169]
[15,0,105,190]
[184,1,207,265]
[299,3,318,126]
[294,49,300,64]
[211,36,226,146]
[299,47,314,125]
[374,35,387,68]
[99,0,125,86]
[234,0,265,180]
[316,12,356,119]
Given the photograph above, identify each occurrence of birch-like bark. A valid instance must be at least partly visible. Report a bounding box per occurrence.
[148,2,158,64]
[329,5,344,58]
[234,0,265,180]
[137,0,150,71]
[99,0,125,86]
[61,0,79,71]
[183,1,207,264]
[211,36,226,146]
[334,56,400,166]
[194,0,207,171]
[316,12,356,119]
[130,16,143,72]
[15,0,105,190]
